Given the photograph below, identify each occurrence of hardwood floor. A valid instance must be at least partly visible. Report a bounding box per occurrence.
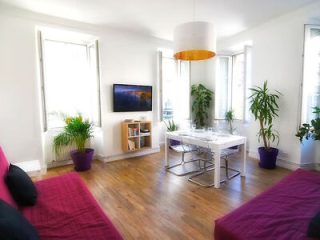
[38,147,291,240]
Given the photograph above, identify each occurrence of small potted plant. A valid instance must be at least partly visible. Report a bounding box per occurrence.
[225,110,236,134]
[53,115,94,171]
[296,106,320,142]
[249,81,281,169]
[164,119,179,146]
[191,84,214,128]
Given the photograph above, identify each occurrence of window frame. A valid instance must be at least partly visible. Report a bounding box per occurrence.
[37,30,102,131]
[215,50,248,121]
[231,52,246,121]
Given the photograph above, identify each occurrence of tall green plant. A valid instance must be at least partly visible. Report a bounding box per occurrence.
[249,81,281,149]
[225,110,235,134]
[191,84,213,128]
[296,106,320,142]
[53,115,94,155]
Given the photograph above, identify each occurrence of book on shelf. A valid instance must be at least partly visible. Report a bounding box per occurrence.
[128,127,138,137]
[128,139,135,150]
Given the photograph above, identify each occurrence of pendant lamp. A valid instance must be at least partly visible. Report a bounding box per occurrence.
[174,21,216,61]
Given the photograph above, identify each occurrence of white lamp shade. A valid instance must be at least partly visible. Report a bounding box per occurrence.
[174,21,216,61]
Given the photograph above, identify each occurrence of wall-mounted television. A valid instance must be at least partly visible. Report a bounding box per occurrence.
[113,84,152,112]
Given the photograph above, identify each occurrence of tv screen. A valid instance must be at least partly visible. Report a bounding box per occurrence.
[113,84,152,112]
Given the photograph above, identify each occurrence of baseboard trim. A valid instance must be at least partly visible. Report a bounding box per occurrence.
[47,159,74,169]
[98,146,161,163]
[46,147,161,168]
[248,150,315,170]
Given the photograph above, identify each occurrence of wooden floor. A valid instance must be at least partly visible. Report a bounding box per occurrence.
[39,147,291,240]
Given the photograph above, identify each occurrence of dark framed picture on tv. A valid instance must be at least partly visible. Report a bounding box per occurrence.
[113,84,152,112]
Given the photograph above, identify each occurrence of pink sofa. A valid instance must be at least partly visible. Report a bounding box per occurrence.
[0,147,123,240]
[214,169,320,240]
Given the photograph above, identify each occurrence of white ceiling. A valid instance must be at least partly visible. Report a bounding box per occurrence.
[0,0,317,40]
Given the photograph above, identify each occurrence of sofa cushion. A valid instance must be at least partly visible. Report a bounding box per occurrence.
[22,173,123,240]
[307,211,320,238]
[5,164,38,206]
[0,199,39,240]
[0,147,17,208]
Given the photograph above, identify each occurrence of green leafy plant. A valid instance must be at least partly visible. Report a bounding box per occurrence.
[225,110,235,134]
[249,81,281,149]
[296,106,320,142]
[164,119,178,132]
[53,115,94,155]
[191,84,213,128]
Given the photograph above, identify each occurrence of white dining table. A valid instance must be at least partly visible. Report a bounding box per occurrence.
[165,130,247,188]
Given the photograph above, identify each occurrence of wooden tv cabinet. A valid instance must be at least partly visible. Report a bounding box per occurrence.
[121,121,152,152]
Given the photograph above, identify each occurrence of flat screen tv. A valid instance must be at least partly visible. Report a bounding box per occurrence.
[113,84,152,112]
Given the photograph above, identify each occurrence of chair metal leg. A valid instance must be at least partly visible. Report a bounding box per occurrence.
[188,166,227,187]
[188,161,240,187]
[166,151,203,176]
[223,157,240,180]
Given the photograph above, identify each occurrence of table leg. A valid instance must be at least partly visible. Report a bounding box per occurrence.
[165,136,169,167]
[214,149,221,188]
[240,141,247,177]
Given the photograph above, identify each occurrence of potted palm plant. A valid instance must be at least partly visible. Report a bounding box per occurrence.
[53,115,94,171]
[249,81,281,169]
[191,84,213,128]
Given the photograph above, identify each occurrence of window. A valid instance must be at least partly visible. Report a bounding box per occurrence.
[215,47,251,120]
[231,53,245,120]
[301,25,320,123]
[159,50,190,121]
[38,29,101,130]
[215,56,231,119]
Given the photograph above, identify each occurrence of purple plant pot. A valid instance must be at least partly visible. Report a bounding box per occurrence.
[70,148,94,172]
[258,147,279,169]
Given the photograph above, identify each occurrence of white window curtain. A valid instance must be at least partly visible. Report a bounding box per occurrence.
[301,25,320,123]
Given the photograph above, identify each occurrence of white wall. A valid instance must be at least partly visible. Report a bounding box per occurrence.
[217,1,320,169]
[0,5,172,166]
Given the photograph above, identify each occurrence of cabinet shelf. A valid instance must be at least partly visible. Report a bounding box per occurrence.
[121,121,152,152]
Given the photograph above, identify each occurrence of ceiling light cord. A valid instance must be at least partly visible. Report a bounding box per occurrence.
[193,0,196,21]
